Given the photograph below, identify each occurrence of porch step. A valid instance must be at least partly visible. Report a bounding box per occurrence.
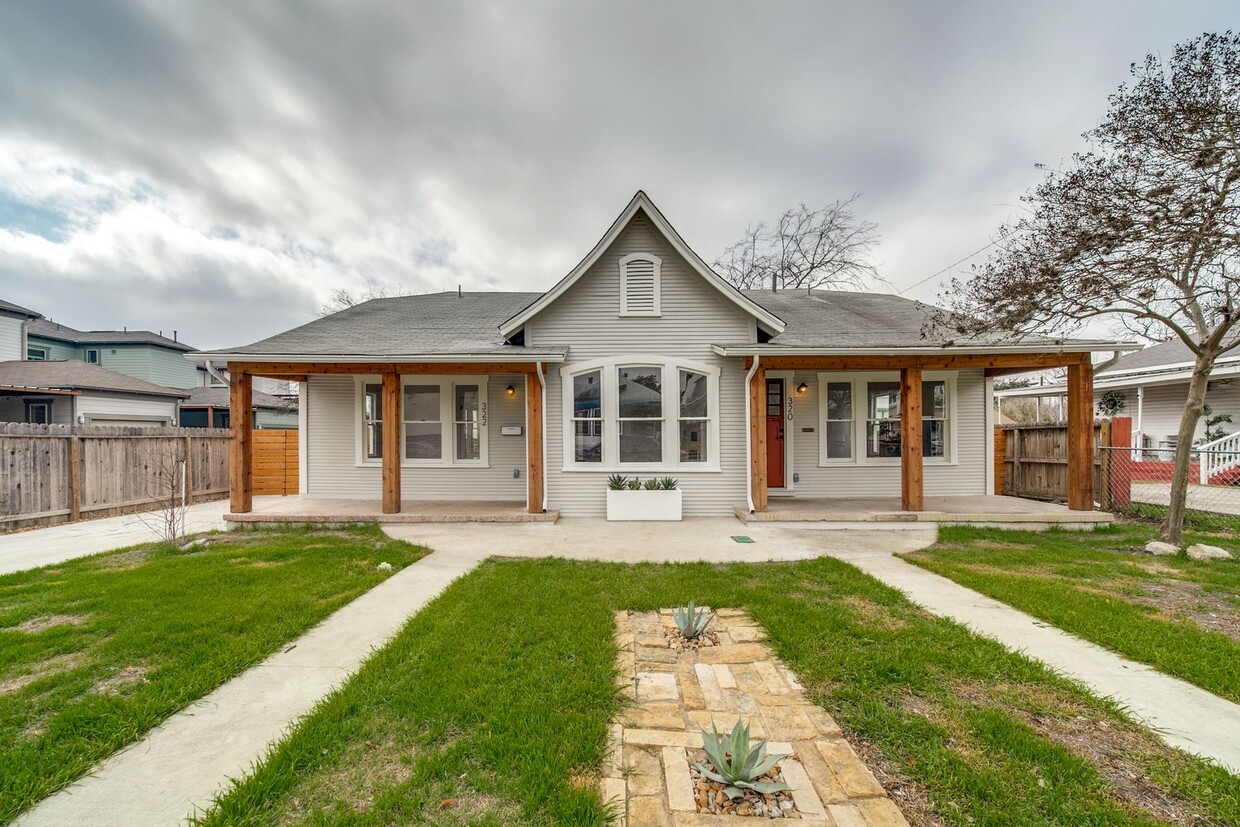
[225,509,560,525]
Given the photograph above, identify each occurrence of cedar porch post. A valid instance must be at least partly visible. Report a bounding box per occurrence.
[900,367,924,511]
[229,370,253,513]
[381,372,401,513]
[1067,362,1095,511]
[526,371,544,513]
[749,364,768,512]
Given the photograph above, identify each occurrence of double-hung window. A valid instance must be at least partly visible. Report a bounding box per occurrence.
[404,385,441,460]
[820,373,954,464]
[562,357,719,470]
[362,383,383,460]
[617,366,663,463]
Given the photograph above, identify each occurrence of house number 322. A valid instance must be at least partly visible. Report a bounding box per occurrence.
[480,402,488,426]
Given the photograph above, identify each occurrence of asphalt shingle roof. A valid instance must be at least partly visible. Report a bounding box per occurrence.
[1095,336,1240,375]
[182,386,293,410]
[0,361,189,398]
[202,292,559,358]
[28,319,195,352]
[0,299,40,319]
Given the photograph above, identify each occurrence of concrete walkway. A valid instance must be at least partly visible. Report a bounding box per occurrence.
[15,548,490,827]
[0,500,231,576]
[827,545,1240,775]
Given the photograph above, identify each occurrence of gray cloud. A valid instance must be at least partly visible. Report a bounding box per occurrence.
[0,0,1233,347]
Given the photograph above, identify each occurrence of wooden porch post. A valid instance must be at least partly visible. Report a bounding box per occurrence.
[526,371,544,513]
[230,370,253,513]
[900,367,924,511]
[382,372,401,514]
[749,364,768,512]
[1067,362,1095,511]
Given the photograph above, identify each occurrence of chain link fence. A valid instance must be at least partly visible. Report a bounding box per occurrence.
[1100,445,1240,534]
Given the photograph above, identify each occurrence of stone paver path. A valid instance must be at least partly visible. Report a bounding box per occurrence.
[831,546,1240,776]
[607,609,908,826]
[14,549,489,827]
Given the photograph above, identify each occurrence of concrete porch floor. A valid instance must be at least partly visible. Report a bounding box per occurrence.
[223,496,558,524]
[737,494,1112,529]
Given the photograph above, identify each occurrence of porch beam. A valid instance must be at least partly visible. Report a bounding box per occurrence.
[229,371,253,513]
[900,367,924,511]
[1067,362,1095,511]
[526,371,543,513]
[749,365,768,512]
[381,372,401,514]
[754,352,1090,372]
[225,361,543,376]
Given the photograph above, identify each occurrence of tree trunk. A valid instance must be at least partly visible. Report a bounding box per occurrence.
[1162,354,1215,544]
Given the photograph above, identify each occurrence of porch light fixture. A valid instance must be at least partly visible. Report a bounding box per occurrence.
[505,384,516,396]
[796,382,808,395]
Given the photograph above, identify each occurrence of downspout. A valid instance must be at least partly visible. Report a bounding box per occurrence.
[204,360,229,386]
[535,361,548,512]
[744,355,760,513]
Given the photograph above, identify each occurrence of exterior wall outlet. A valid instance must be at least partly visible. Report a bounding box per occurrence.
[793,472,800,483]
[513,469,521,478]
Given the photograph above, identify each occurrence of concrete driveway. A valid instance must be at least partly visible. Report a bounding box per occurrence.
[0,499,231,576]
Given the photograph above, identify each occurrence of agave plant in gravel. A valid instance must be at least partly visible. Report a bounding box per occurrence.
[694,719,792,800]
[673,600,713,640]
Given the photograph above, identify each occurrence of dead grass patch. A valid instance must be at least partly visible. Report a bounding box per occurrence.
[277,736,414,822]
[1127,580,1240,642]
[92,665,149,695]
[11,613,90,633]
[841,595,910,631]
[94,547,149,571]
[848,734,944,827]
[0,652,87,696]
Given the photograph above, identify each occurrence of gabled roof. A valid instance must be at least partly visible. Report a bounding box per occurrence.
[193,292,567,362]
[0,360,189,398]
[0,299,41,319]
[1096,336,1240,377]
[498,191,786,339]
[27,318,195,352]
[711,289,1135,355]
[182,386,293,411]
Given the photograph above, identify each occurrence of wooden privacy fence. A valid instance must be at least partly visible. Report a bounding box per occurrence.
[253,430,299,495]
[996,420,1108,503]
[0,423,231,531]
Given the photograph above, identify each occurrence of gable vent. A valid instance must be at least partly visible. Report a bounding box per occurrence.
[619,253,662,317]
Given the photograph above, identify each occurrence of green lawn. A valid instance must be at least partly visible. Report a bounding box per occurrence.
[0,526,427,824]
[904,524,1240,703]
[197,557,1239,827]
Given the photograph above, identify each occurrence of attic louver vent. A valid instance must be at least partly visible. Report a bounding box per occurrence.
[619,253,661,316]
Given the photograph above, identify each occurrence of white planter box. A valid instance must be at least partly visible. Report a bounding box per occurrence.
[606,488,683,521]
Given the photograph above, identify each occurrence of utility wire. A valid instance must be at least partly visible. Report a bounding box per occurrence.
[896,238,1002,296]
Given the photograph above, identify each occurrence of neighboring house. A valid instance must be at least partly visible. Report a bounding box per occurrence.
[26,318,199,388]
[0,360,187,426]
[192,191,1130,517]
[994,337,1240,449]
[179,386,297,429]
[0,299,41,362]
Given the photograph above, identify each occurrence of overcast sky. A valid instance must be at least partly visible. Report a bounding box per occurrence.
[0,1,1233,349]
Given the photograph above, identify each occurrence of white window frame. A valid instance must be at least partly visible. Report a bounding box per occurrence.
[354,376,489,468]
[85,348,100,364]
[560,355,720,472]
[618,252,662,317]
[26,346,47,361]
[817,371,957,466]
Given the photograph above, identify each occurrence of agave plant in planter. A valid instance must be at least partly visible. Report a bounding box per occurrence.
[694,719,792,801]
[673,600,713,640]
[605,474,683,521]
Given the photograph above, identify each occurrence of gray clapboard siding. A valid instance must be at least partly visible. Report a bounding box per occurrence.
[305,374,527,501]
[1109,380,1240,446]
[0,316,22,361]
[77,395,178,424]
[787,369,989,497]
[527,212,752,516]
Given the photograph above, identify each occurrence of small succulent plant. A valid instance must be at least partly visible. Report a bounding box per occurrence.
[626,477,642,490]
[658,476,679,490]
[673,600,713,640]
[642,477,661,490]
[694,719,792,800]
[607,473,629,491]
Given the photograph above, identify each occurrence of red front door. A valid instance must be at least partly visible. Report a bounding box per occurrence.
[766,378,785,488]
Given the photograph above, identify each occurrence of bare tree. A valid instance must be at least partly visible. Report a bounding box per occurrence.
[940,32,1240,543]
[714,195,881,291]
[318,284,403,317]
[134,441,189,542]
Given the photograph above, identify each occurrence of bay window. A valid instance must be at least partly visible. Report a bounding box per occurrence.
[819,372,955,464]
[357,377,488,465]
[562,357,719,470]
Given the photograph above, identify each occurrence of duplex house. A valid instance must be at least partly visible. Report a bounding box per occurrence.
[193,192,1131,519]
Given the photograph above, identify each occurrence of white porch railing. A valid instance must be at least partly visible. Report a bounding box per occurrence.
[1198,431,1240,484]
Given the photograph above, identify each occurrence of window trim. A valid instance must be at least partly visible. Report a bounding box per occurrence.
[618,252,662,317]
[26,346,47,361]
[354,376,489,468]
[26,400,51,424]
[560,355,720,472]
[817,371,957,467]
[84,348,100,365]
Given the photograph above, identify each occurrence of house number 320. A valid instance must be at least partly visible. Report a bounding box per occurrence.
[785,397,793,421]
